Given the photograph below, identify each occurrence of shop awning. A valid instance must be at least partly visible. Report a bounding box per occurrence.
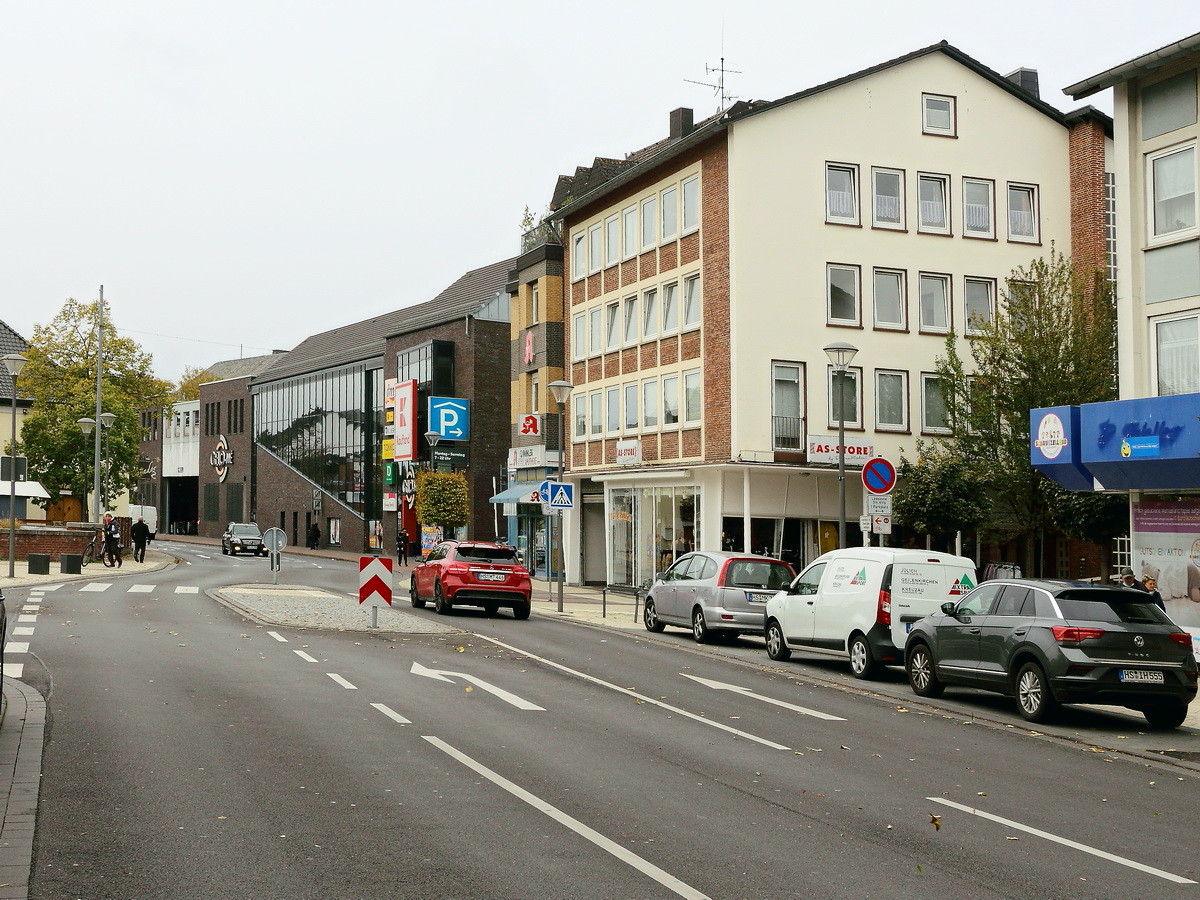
[489,484,539,505]
[0,480,50,499]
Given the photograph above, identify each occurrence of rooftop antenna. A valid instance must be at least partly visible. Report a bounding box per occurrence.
[685,56,742,112]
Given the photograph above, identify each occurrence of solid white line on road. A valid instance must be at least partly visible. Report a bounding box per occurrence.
[174,586,199,594]
[17,615,36,623]
[2,663,23,678]
[197,554,211,559]
[423,735,710,900]
[5,643,29,654]
[479,636,790,751]
[128,584,155,593]
[680,673,846,721]
[12,627,34,636]
[79,583,111,592]
[326,673,357,689]
[294,650,318,663]
[928,797,1197,884]
[371,703,411,725]
[267,631,288,642]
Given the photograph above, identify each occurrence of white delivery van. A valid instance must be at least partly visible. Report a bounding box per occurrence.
[128,505,158,540]
[764,548,977,680]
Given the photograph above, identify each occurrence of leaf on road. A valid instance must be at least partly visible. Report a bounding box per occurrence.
[895,707,909,713]
[977,792,987,796]
[456,646,465,652]
[930,814,941,831]
[1006,836,1019,841]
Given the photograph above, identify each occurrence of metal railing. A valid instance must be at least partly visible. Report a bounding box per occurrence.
[772,415,805,451]
[520,221,562,255]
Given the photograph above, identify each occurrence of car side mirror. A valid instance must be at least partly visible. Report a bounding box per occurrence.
[941,601,958,615]
[655,571,667,582]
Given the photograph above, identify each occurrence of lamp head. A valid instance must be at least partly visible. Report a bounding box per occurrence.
[548,380,573,406]
[98,411,117,429]
[77,417,96,436]
[424,430,441,447]
[2,354,27,378]
[823,341,859,369]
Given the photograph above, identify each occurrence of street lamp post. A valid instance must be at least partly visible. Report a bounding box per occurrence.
[548,380,573,613]
[78,412,115,523]
[98,411,116,511]
[4,354,27,579]
[823,342,858,550]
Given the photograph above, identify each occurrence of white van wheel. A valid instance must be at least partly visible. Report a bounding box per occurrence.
[848,634,880,680]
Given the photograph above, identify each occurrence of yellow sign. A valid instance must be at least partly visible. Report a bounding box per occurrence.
[382,438,394,459]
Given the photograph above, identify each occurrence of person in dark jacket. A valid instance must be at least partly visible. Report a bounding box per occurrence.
[130,516,151,563]
[308,522,320,550]
[102,513,122,568]
[397,527,409,566]
[1142,576,1166,611]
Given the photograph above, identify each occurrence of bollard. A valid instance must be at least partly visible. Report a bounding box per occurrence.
[60,554,83,575]
[27,553,51,575]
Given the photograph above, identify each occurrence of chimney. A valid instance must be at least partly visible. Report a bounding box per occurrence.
[669,107,694,140]
[1005,68,1040,99]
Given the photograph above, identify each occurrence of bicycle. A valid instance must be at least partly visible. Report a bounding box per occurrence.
[81,532,101,568]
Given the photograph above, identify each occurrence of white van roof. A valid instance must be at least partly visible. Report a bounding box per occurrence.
[815,548,975,568]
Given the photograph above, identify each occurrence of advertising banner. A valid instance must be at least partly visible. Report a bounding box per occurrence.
[393,379,417,461]
[1132,498,1200,628]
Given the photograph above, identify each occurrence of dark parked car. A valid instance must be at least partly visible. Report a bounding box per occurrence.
[904,579,1197,728]
[644,551,795,642]
[410,540,532,619]
[221,523,267,557]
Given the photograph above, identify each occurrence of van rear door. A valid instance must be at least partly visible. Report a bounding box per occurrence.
[889,560,977,648]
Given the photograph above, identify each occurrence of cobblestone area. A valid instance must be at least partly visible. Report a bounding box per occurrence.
[216,585,462,635]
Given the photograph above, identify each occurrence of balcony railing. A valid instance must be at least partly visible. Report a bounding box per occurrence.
[772,415,805,451]
[520,220,563,254]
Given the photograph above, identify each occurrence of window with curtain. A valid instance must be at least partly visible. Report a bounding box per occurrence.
[963,179,994,237]
[1008,184,1038,241]
[1151,146,1197,237]
[922,94,955,135]
[1156,316,1200,395]
[918,174,949,232]
[827,368,860,428]
[826,164,858,223]
[872,168,903,228]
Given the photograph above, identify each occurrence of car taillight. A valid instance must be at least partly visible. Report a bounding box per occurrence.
[1170,632,1193,651]
[1051,626,1106,643]
[446,563,471,576]
[876,589,891,626]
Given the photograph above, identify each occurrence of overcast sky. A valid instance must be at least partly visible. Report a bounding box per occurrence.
[1,3,1195,382]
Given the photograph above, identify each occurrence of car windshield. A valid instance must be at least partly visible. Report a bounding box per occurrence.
[726,560,793,590]
[231,525,260,536]
[457,546,518,564]
[1056,592,1171,625]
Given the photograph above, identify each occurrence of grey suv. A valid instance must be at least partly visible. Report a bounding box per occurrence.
[904,579,1197,728]
[644,551,795,643]
[221,523,267,557]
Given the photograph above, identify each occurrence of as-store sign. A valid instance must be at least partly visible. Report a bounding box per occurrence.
[806,435,874,466]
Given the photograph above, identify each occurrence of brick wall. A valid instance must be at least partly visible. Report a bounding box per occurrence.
[1068,118,1109,279]
[197,376,255,539]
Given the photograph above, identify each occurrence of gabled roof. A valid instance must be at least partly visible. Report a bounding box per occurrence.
[0,320,30,401]
[254,257,516,384]
[203,352,286,384]
[1065,31,1200,99]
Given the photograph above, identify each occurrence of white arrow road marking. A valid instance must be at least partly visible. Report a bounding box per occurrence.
[928,797,1196,884]
[680,674,846,721]
[410,661,544,711]
[477,637,790,750]
[267,631,288,642]
[423,735,709,900]
[326,673,357,689]
[371,703,411,725]
[294,650,318,663]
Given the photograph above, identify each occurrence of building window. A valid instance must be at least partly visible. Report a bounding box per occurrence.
[682,275,701,329]
[574,393,586,438]
[964,277,995,334]
[1106,173,1118,284]
[606,385,621,434]
[624,382,639,431]
[589,391,602,437]
[571,231,586,280]
[1155,315,1200,395]
[605,214,620,266]
[588,223,603,273]
[922,93,956,136]
[871,167,904,229]
[623,204,638,260]
[827,264,860,325]
[682,175,700,232]
[826,163,859,225]
[827,367,861,429]
[641,196,657,250]
[642,288,658,339]
[875,370,908,431]
[530,283,540,324]
[606,301,621,351]
[531,373,539,414]
[623,295,638,345]
[919,273,950,333]
[921,374,950,433]
[918,173,950,234]
[589,307,602,356]
[1142,70,1199,140]
[662,374,680,428]
[661,281,679,334]
[1148,145,1197,239]
[572,313,585,361]
[872,268,906,330]
[661,186,678,241]
[642,378,659,429]
[683,370,701,425]
[772,363,804,450]
[1007,183,1039,242]
[963,178,995,238]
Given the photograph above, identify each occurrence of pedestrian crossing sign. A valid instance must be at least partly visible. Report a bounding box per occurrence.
[539,480,575,510]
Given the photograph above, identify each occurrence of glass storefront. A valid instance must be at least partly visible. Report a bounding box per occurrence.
[608,485,700,587]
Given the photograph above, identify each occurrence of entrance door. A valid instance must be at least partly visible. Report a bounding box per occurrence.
[818,521,839,554]
[582,499,606,584]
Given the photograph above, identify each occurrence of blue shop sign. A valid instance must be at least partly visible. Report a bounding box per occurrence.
[1029,405,1092,490]
[1079,393,1200,490]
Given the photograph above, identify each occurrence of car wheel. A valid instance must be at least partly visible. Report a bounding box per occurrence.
[1014,661,1058,722]
[512,600,531,620]
[643,599,665,633]
[483,602,499,616]
[433,582,452,615]
[222,544,229,556]
[765,619,791,661]
[848,633,880,680]
[906,643,944,697]
[409,578,425,609]
[1143,699,1188,730]
[691,608,710,643]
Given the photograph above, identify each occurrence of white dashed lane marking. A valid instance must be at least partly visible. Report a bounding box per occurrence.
[174,586,199,594]
[326,673,357,690]
[5,643,29,654]
[267,632,288,642]
[128,584,155,593]
[294,651,318,663]
[79,583,111,592]
[371,703,411,725]
[35,584,62,591]
[12,627,34,636]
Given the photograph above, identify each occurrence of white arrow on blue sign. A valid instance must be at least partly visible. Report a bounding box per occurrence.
[429,397,470,440]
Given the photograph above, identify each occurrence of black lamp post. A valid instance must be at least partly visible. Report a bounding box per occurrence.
[823,342,858,549]
[548,380,573,612]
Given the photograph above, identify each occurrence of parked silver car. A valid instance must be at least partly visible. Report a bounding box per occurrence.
[644,551,796,642]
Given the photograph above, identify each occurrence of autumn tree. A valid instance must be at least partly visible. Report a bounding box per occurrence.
[176,364,216,400]
[14,298,175,512]
[414,470,469,532]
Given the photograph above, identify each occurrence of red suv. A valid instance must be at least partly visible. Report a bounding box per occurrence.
[410,540,533,619]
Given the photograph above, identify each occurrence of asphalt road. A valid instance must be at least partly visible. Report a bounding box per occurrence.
[10,544,1200,898]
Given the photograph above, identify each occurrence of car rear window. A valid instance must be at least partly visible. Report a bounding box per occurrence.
[457,546,518,564]
[725,560,793,590]
[1056,592,1171,625]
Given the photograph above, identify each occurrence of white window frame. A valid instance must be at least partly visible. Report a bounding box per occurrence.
[921,373,951,434]
[826,263,861,326]
[1007,182,1040,243]
[588,223,603,273]
[1153,313,1200,396]
[605,214,620,267]
[918,272,951,334]
[530,373,539,414]
[623,295,638,346]
[826,366,862,430]
[661,185,678,241]
[825,162,860,225]
[642,377,659,429]
[682,274,701,329]
[642,288,659,340]
[572,313,586,361]
[683,369,701,426]
[681,175,700,233]
[571,231,586,280]
[573,392,587,439]
[589,306,602,356]
[622,204,638,260]
[1147,144,1198,243]
[606,385,621,436]
[962,177,995,239]
[922,93,956,136]
[605,300,621,352]
[624,382,639,432]
[641,196,658,251]
[530,283,540,324]
[917,172,951,235]
[772,362,804,451]
[872,268,906,331]
[661,281,679,335]
[964,277,995,335]
[589,390,603,437]
[871,167,905,230]
[874,369,908,432]
[661,373,680,430]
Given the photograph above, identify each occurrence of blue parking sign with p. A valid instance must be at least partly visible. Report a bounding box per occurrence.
[429,397,470,440]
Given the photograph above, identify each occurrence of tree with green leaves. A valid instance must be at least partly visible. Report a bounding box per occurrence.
[935,248,1117,573]
[13,298,175,512]
[414,470,469,532]
[893,440,989,545]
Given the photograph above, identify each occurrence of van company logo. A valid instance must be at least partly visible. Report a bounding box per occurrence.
[948,574,976,595]
[850,567,868,586]
[210,434,234,483]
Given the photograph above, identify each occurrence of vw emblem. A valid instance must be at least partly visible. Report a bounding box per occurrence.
[1133,635,1145,648]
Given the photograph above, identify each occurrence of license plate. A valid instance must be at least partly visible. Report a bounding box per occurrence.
[477,572,506,582]
[1118,669,1165,684]
[745,591,772,603]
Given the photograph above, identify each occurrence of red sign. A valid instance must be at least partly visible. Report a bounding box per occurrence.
[861,457,897,495]
[393,380,417,461]
[359,556,394,607]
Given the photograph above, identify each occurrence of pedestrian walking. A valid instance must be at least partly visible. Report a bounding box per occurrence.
[130,516,151,563]
[397,527,409,566]
[1142,576,1166,611]
[308,522,320,550]
[102,513,123,568]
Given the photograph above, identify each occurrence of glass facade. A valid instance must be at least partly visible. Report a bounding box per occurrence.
[254,364,384,520]
[607,485,700,587]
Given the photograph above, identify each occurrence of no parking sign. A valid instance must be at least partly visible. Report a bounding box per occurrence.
[861,457,897,495]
